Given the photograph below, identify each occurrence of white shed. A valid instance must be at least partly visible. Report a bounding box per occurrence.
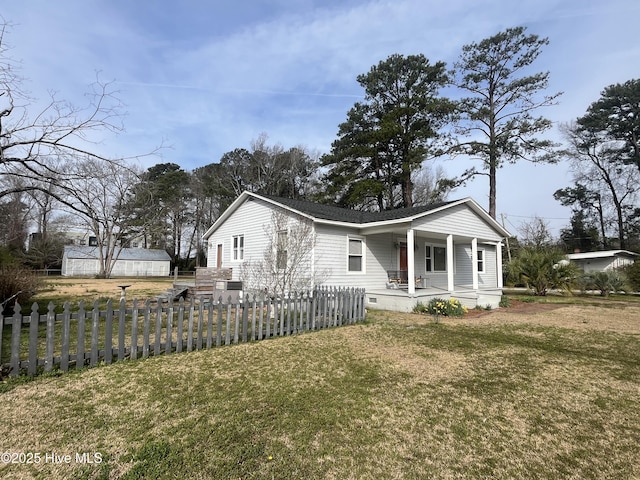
[566,250,638,273]
[62,246,172,277]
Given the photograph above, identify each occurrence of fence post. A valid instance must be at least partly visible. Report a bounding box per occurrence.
[206,298,214,349]
[292,292,299,335]
[27,303,40,376]
[187,297,195,352]
[167,299,176,354]
[90,301,100,368]
[104,300,114,365]
[44,303,55,372]
[60,302,71,372]
[216,298,223,347]
[225,300,232,345]
[131,300,139,360]
[241,297,248,343]
[234,297,241,344]
[10,303,23,377]
[117,299,126,361]
[76,301,86,370]
[153,300,163,356]
[142,300,151,359]
[197,298,205,350]
[265,296,271,339]
[258,295,264,340]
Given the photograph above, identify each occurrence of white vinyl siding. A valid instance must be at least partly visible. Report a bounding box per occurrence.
[452,244,495,288]
[413,204,503,241]
[478,245,497,287]
[314,227,388,288]
[206,198,294,280]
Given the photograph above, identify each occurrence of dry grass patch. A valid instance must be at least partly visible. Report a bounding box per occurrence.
[33,277,175,305]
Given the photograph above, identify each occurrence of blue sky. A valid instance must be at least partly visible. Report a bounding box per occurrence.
[2,0,639,236]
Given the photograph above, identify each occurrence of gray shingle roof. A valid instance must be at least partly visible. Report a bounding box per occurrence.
[63,246,171,261]
[258,194,459,224]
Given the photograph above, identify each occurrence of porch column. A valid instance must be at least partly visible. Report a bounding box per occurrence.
[497,242,503,288]
[447,234,454,292]
[471,238,479,290]
[407,228,415,294]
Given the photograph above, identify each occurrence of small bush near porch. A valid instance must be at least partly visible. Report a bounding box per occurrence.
[413,297,467,317]
[1,300,639,479]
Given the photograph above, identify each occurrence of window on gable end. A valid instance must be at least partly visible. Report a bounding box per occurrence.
[276,230,288,270]
[233,234,244,260]
[348,237,364,272]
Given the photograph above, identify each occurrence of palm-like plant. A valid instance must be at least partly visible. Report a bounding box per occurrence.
[508,247,578,296]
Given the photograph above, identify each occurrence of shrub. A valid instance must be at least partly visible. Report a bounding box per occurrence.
[624,260,640,292]
[588,270,627,296]
[0,265,42,314]
[507,246,579,296]
[414,297,467,318]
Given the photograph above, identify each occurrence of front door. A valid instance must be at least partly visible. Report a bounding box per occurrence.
[216,244,223,269]
[400,242,408,271]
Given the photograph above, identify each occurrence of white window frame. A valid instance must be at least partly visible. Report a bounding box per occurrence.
[276,230,288,270]
[232,234,244,261]
[425,243,447,273]
[347,236,365,274]
[477,248,485,273]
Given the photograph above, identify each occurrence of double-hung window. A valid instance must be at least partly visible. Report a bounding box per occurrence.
[425,244,446,272]
[477,249,485,273]
[276,230,288,270]
[348,237,364,272]
[233,235,244,260]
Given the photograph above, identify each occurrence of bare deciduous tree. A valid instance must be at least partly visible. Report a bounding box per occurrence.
[60,158,147,278]
[561,122,638,249]
[0,20,159,208]
[240,211,329,295]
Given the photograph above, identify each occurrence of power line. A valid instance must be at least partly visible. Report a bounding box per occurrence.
[500,212,572,221]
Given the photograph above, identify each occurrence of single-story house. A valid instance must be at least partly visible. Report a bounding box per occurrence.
[566,250,638,273]
[202,191,510,311]
[61,246,172,277]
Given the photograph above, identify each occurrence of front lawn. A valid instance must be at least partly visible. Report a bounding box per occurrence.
[1,302,639,479]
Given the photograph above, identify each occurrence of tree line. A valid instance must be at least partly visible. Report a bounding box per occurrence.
[1,20,639,286]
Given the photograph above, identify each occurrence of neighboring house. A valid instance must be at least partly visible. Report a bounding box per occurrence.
[61,246,171,277]
[202,191,510,311]
[566,250,638,273]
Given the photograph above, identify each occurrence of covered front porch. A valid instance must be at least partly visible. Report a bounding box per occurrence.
[362,217,506,311]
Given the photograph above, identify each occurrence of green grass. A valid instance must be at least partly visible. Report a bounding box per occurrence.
[504,288,640,306]
[1,304,639,479]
